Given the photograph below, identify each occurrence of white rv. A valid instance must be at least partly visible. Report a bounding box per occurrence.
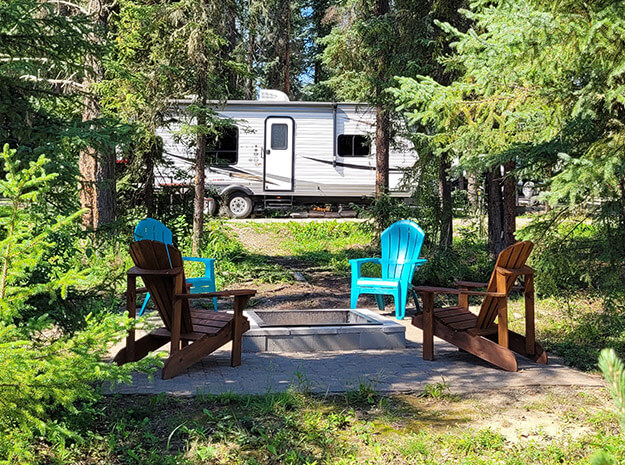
[157,90,417,218]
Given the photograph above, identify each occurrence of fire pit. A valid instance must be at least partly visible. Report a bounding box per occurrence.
[242,308,405,352]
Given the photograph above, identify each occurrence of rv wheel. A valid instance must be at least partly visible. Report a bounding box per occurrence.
[227,193,253,219]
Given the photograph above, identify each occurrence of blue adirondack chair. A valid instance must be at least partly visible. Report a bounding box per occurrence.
[350,220,426,320]
[134,218,218,315]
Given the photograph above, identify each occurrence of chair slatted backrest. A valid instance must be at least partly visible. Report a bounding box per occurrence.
[380,220,426,281]
[475,241,534,329]
[129,240,194,333]
[134,218,174,245]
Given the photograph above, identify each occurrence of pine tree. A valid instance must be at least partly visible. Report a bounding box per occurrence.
[393,0,625,255]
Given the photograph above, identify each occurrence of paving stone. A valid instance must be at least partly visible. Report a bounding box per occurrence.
[107,310,604,396]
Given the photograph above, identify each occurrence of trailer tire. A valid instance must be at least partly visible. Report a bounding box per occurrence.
[227,193,253,219]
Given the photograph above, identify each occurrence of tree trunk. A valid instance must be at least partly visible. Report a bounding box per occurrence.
[283,0,291,96]
[439,155,453,248]
[375,107,390,195]
[245,4,256,100]
[502,160,517,248]
[467,172,479,212]
[144,134,159,217]
[487,166,504,258]
[487,163,516,257]
[374,0,390,196]
[192,71,208,255]
[79,0,116,232]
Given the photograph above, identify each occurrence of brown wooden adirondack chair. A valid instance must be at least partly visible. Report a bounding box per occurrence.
[114,240,256,379]
[412,241,547,372]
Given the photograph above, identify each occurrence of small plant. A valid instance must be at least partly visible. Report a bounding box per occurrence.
[592,348,625,465]
[421,378,456,400]
[598,348,625,428]
[345,376,381,405]
[291,367,313,394]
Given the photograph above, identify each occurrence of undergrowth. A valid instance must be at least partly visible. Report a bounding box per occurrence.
[51,390,624,465]
[171,219,293,287]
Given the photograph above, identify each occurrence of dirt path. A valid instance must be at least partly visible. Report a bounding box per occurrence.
[228,223,375,311]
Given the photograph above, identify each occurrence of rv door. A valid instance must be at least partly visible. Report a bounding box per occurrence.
[264,117,294,191]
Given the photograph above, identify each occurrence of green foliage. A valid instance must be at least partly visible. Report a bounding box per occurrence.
[0,147,158,462]
[393,0,625,228]
[0,145,83,321]
[594,348,625,465]
[168,219,291,287]
[1,0,132,216]
[0,314,156,464]
[598,348,625,429]
[421,378,457,400]
[416,230,492,287]
[321,0,444,105]
[357,194,419,236]
[517,211,625,297]
[282,221,374,273]
[345,377,380,406]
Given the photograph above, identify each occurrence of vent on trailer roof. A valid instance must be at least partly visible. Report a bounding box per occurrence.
[258,89,290,102]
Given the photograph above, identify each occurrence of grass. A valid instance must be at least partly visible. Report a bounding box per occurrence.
[56,388,623,464]
[175,220,294,288]
[244,220,376,274]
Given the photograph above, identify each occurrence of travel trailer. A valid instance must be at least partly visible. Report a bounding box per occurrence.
[156,90,418,218]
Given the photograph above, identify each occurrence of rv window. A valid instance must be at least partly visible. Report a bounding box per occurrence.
[207,126,238,165]
[271,124,288,150]
[337,135,370,157]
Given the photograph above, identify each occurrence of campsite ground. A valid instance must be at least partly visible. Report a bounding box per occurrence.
[92,385,616,464]
[85,218,623,464]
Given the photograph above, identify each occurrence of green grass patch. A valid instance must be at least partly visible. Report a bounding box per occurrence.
[47,390,623,465]
[175,220,293,287]
[247,221,376,275]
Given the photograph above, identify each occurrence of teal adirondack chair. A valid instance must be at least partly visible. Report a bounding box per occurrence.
[134,218,218,315]
[350,220,426,320]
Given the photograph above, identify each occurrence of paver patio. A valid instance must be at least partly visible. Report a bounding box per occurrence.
[108,310,603,396]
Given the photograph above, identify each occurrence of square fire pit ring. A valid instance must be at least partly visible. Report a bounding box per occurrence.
[242,308,405,352]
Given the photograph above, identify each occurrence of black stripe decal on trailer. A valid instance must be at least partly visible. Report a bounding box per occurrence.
[303,156,405,172]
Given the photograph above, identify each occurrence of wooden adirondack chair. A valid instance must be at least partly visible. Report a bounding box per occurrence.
[412,241,547,372]
[114,240,256,379]
[350,220,427,320]
[134,218,218,315]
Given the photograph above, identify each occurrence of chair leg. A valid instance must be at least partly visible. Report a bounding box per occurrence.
[374,294,385,310]
[421,292,434,360]
[210,282,218,311]
[392,286,407,320]
[411,289,422,314]
[350,289,359,309]
[138,292,151,316]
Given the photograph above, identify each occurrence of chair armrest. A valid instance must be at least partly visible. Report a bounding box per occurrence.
[495,265,534,276]
[349,258,381,266]
[349,257,381,280]
[182,256,216,279]
[455,280,489,288]
[127,266,184,277]
[413,285,506,297]
[183,256,215,264]
[175,289,256,299]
